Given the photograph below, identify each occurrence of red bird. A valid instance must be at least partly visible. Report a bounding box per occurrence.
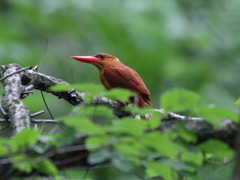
[71,53,152,107]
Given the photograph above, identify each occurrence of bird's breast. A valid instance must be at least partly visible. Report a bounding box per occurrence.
[99,70,113,90]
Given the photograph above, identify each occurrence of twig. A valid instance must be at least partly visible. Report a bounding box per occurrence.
[31,119,57,123]
[0,66,31,82]
[54,154,86,166]
[40,91,54,120]
[30,110,45,117]
[204,156,236,165]
[0,118,62,124]
[21,85,34,99]
[0,102,7,117]
[39,91,66,131]
[0,118,56,123]
[32,65,38,71]
[154,109,204,121]
[56,144,88,154]
[167,112,203,121]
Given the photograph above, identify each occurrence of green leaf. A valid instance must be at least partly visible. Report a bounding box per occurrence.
[147,111,162,129]
[73,83,105,94]
[82,93,93,103]
[10,154,32,173]
[34,159,58,175]
[199,139,234,158]
[0,145,8,156]
[162,159,195,172]
[141,132,179,159]
[76,106,114,119]
[114,143,142,165]
[160,88,201,112]
[49,84,72,91]
[112,153,133,172]
[38,135,56,145]
[108,118,145,136]
[115,143,140,157]
[197,106,239,126]
[60,169,93,180]
[197,163,232,180]
[54,176,65,180]
[178,129,197,143]
[235,98,240,106]
[50,83,105,94]
[123,107,162,129]
[0,138,10,155]
[145,161,172,180]
[181,151,203,166]
[11,129,39,151]
[124,106,154,116]
[88,150,111,164]
[86,136,108,151]
[59,116,104,135]
[56,127,76,147]
[104,88,135,102]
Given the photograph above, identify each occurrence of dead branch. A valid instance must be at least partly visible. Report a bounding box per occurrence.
[0,64,31,133]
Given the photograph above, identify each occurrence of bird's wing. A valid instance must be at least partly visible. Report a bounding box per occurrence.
[101,65,150,95]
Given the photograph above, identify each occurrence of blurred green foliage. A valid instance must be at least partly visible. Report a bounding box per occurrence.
[0,86,238,180]
[0,0,239,179]
[0,0,239,109]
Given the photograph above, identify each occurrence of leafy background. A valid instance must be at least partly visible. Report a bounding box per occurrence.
[0,0,239,179]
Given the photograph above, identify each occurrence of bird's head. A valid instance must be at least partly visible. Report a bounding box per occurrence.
[71,53,121,70]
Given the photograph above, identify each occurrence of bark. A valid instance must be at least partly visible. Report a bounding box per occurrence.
[0,64,31,133]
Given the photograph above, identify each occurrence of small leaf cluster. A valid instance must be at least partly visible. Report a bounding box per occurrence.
[161,88,239,126]
[0,129,58,176]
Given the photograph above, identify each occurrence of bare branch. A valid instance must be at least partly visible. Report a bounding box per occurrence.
[31,119,57,123]
[0,66,31,82]
[30,110,45,117]
[0,118,54,123]
[204,156,236,166]
[1,64,31,133]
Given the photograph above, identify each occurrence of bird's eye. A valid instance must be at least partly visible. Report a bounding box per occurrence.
[99,55,105,59]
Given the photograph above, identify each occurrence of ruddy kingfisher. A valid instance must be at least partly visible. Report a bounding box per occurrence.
[71,53,152,107]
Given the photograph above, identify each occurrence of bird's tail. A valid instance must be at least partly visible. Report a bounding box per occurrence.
[141,94,152,106]
[130,94,152,107]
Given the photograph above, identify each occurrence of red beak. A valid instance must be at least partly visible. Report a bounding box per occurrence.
[70,56,99,64]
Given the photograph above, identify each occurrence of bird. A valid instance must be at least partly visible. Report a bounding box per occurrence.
[70,53,152,107]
